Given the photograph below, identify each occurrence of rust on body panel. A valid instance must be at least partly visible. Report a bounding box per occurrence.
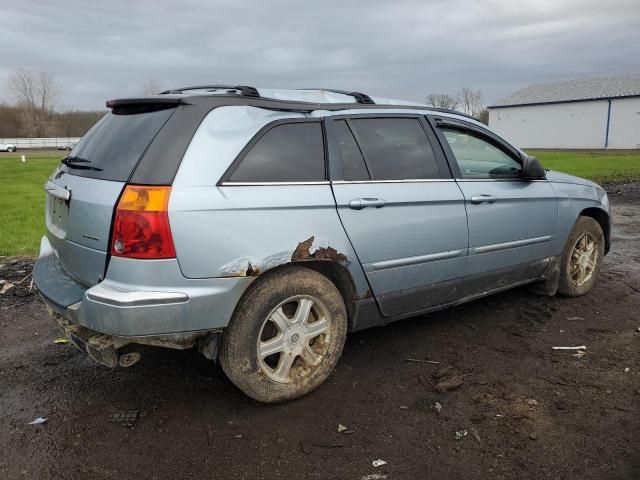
[220,235,349,277]
[291,236,348,264]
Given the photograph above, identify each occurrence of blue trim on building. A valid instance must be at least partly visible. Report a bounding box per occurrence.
[604,98,612,149]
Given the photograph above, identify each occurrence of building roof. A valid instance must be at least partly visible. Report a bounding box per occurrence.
[489,72,640,108]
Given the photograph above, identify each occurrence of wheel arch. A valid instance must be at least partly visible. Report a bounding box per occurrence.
[291,260,360,330]
[245,260,359,330]
[580,207,610,254]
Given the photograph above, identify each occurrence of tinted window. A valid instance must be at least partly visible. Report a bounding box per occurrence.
[228,122,325,182]
[63,105,176,181]
[348,118,440,180]
[334,120,369,181]
[441,128,522,179]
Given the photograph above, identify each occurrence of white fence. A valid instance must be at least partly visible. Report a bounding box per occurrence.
[0,138,82,149]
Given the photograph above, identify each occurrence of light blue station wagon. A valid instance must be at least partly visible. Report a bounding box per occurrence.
[34,87,610,402]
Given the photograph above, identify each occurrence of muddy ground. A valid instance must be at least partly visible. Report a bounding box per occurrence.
[1,183,639,480]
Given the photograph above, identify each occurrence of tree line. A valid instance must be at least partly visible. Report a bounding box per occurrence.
[0,69,170,138]
[0,68,105,138]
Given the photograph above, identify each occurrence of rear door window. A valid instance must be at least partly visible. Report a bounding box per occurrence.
[62,105,176,181]
[226,122,325,182]
[348,118,441,180]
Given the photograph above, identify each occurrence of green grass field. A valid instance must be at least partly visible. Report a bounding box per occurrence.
[0,152,62,256]
[528,150,640,183]
[0,149,639,256]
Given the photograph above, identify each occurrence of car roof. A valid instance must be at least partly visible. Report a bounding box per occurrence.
[106,86,480,122]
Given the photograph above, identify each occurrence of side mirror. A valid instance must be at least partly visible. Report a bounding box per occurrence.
[521,155,546,180]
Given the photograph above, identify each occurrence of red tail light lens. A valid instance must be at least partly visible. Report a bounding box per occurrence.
[110,185,176,259]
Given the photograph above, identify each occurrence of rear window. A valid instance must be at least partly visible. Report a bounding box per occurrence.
[226,122,325,183]
[61,105,175,181]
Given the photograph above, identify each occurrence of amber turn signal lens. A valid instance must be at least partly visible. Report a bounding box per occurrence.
[118,186,171,212]
[110,185,176,259]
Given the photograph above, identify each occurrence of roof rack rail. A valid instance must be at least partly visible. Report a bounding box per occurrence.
[159,85,260,98]
[299,88,375,105]
[426,107,479,121]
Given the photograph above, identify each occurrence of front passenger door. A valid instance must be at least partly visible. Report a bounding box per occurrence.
[433,118,558,292]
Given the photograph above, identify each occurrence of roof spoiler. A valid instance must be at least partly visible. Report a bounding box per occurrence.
[106,97,189,109]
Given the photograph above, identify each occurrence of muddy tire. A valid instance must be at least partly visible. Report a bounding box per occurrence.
[557,216,605,297]
[219,266,347,403]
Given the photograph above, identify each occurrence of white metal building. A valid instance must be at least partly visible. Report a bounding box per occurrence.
[488,73,640,149]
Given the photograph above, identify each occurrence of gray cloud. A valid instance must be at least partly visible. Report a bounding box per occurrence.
[1,0,639,110]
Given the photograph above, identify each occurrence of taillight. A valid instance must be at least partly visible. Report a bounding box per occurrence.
[110,185,176,259]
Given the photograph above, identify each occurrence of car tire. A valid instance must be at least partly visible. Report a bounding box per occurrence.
[220,266,347,403]
[9,147,15,152]
[557,216,605,297]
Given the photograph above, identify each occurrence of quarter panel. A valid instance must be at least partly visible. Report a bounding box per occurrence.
[168,185,371,296]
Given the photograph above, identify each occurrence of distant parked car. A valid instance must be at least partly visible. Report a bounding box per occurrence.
[0,142,17,152]
[57,143,76,151]
[34,86,611,403]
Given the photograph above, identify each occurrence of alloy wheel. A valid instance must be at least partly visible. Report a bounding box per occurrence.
[257,295,332,384]
[570,233,598,287]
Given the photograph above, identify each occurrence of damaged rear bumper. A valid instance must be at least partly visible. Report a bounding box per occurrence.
[33,236,251,366]
[48,309,221,368]
[34,236,253,335]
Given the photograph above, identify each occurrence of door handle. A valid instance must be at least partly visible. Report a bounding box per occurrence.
[349,197,387,210]
[470,194,497,205]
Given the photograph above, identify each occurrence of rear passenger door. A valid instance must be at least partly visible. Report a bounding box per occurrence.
[327,115,469,317]
[430,117,558,292]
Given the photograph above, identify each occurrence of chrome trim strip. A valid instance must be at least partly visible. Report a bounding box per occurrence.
[86,284,189,307]
[366,249,465,272]
[44,181,71,200]
[471,235,553,254]
[456,179,548,183]
[221,180,458,186]
[220,181,330,186]
[332,179,454,184]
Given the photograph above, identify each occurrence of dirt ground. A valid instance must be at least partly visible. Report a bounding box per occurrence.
[1,183,639,480]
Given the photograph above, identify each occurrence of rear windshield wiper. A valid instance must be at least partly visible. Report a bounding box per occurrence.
[61,156,103,171]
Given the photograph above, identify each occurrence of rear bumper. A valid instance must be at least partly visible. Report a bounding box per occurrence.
[34,236,253,337]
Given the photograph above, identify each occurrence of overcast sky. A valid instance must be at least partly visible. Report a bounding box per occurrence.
[1,0,639,110]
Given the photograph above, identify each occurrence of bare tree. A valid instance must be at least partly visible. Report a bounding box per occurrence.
[141,79,163,95]
[458,87,483,117]
[426,93,459,110]
[7,68,60,137]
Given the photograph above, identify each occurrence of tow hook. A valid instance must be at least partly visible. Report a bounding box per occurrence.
[118,351,142,368]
